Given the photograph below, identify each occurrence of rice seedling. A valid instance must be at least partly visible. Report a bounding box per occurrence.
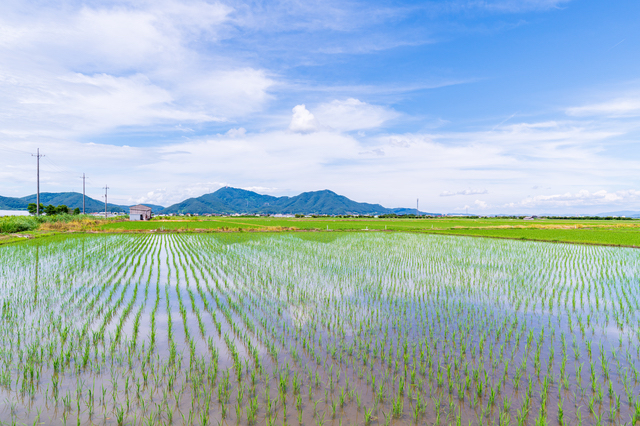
[0,232,638,425]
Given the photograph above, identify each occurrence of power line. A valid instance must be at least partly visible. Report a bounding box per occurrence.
[6,148,93,215]
[41,157,78,181]
[0,144,32,155]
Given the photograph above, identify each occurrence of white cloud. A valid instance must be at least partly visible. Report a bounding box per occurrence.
[0,1,274,138]
[1,1,639,215]
[289,105,321,133]
[514,190,640,208]
[175,68,274,118]
[0,1,231,71]
[314,98,399,132]
[359,148,385,156]
[226,127,247,138]
[454,190,640,213]
[241,186,279,193]
[566,97,640,117]
[4,109,640,212]
[471,0,571,13]
[0,71,226,138]
[134,182,229,206]
[474,200,488,209]
[440,188,488,196]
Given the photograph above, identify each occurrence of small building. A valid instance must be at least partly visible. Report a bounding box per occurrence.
[129,205,152,221]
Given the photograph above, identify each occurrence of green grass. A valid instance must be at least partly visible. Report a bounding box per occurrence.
[0,215,39,233]
[99,216,636,230]
[96,216,640,247]
[429,226,640,247]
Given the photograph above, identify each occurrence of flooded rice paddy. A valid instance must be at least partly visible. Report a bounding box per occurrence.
[0,232,639,426]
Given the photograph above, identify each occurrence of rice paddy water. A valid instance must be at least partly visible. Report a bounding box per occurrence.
[0,232,639,425]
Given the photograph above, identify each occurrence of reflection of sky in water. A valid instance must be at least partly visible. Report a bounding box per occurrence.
[1,232,640,425]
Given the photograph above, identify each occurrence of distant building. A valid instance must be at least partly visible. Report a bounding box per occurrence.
[129,205,152,221]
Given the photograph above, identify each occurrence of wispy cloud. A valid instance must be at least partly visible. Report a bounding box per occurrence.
[509,190,640,209]
[315,98,400,132]
[462,0,571,13]
[0,0,274,139]
[566,96,640,117]
[440,188,488,196]
[2,0,639,215]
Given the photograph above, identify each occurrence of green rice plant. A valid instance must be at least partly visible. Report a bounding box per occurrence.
[391,393,403,418]
[1,232,640,425]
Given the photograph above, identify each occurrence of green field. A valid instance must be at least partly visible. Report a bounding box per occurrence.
[430,227,640,247]
[97,216,640,247]
[1,232,640,425]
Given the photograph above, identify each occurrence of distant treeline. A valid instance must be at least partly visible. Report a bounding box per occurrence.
[287,214,637,219]
[377,214,441,218]
[296,214,442,218]
[28,203,81,216]
[544,216,635,220]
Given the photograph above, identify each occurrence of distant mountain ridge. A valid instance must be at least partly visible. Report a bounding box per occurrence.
[0,195,28,211]
[0,188,438,216]
[0,192,164,213]
[160,187,436,216]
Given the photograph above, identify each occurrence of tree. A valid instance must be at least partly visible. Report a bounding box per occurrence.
[73,207,80,215]
[27,203,44,215]
[44,204,56,216]
[55,205,69,215]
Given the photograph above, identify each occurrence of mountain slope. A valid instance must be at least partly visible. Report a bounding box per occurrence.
[2,188,434,216]
[0,192,164,213]
[160,187,395,215]
[277,190,390,215]
[21,192,126,213]
[0,195,29,210]
[390,208,437,216]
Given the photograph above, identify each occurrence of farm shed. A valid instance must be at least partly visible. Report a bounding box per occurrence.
[129,205,152,221]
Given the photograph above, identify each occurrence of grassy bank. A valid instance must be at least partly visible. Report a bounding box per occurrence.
[3,214,640,247]
[95,216,640,247]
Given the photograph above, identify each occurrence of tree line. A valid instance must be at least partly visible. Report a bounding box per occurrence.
[27,203,81,216]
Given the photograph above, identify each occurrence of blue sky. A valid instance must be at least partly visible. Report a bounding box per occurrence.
[0,0,639,214]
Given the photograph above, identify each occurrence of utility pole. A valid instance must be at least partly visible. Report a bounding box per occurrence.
[417,198,419,217]
[82,173,86,214]
[32,149,44,216]
[103,185,109,218]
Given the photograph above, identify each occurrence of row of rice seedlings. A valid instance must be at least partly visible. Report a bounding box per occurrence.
[1,232,640,425]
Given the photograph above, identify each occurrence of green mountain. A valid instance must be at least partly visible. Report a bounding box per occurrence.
[0,195,29,210]
[160,187,424,215]
[20,192,125,213]
[2,188,436,216]
[1,192,164,213]
[390,208,431,216]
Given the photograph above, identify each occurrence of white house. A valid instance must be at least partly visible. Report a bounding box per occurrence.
[129,205,152,221]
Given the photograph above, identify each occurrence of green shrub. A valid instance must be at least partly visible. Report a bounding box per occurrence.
[0,216,39,233]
